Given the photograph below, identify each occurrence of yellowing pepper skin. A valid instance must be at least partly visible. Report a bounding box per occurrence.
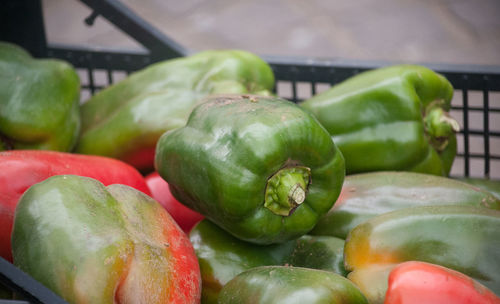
[12,175,201,304]
[155,94,345,245]
[76,50,275,172]
[344,205,500,296]
[0,42,80,152]
[300,65,459,176]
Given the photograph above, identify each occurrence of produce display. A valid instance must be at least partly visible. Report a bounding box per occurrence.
[1,42,499,304]
[300,65,459,176]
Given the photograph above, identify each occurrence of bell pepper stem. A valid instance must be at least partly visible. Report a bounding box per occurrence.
[264,166,311,216]
[424,107,460,151]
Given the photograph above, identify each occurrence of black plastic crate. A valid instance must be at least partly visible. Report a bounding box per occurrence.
[1,0,500,302]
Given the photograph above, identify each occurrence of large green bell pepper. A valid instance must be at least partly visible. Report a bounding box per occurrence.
[218,266,368,304]
[300,65,459,176]
[310,171,500,239]
[343,205,500,296]
[190,219,346,303]
[155,94,345,244]
[0,42,80,152]
[12,175,201,304]
[76,50,275,172]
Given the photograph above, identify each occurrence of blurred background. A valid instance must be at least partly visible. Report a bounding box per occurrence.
[43,0,500,65]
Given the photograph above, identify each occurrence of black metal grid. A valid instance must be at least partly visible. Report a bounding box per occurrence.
[1,0,500,302]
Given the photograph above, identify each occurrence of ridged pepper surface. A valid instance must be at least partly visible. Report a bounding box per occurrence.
[155,94,345,244]
[12,175,201,304]
[0,150,150,262]
[311,171,500,239]
[300,65,459,176]
[344,205,500,297]
[217,266,368,304]
[0,42,80,152]
[76,50,274,172]
[189,219,346,303]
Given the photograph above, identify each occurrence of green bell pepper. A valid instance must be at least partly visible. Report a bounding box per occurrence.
[311,171,500,239]
[344,205,500,296]
[218,266,368,304]
[0,42,80,151]
[12,175,201,304]
[76,50,275,172]
[155,94,345,244]
[190,219,346,303]
[300,65,459,176]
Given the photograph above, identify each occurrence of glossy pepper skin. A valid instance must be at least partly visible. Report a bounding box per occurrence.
[76,50,275,172]
[217,266,368,304]
[344,205,500,296]
[311,171,500,238]
[155,94,345,244]
[384,261,500,304]
[0,150,150,262]
[457,177,500,200]
[0,42,80,152]
[300,65,459,176]
[189,219,346,303]
[12,175,201,304]
[145,171,204,233]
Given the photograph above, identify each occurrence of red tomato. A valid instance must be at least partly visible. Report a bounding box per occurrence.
[145,172,204,233]
[0,150,150,262]
[385,261,500,304]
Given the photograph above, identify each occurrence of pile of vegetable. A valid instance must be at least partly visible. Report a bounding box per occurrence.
[1,41,499,304]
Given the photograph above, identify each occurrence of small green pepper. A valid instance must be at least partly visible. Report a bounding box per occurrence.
[155,94,345,244]
[300,65,459,176]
